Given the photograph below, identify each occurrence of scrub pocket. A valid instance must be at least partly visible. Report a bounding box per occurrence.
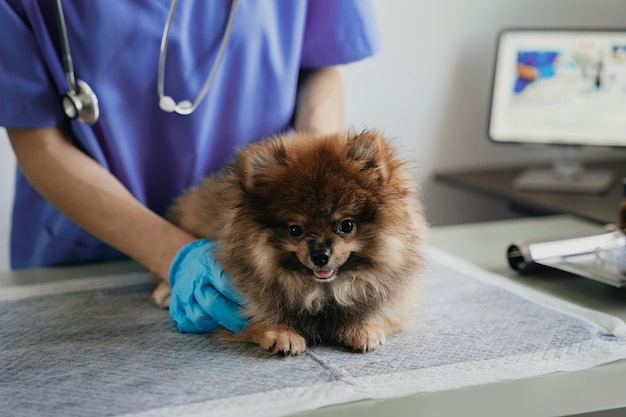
[34,215,127,267]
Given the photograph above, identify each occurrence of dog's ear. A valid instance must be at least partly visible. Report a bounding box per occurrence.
[237,136,287,191]
[347,130,390,181]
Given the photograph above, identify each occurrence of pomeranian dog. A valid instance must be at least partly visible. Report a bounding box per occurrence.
[163,129,428,355]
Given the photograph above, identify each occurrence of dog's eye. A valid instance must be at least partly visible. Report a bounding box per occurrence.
[337,219,355,235]
[288,224,304,238]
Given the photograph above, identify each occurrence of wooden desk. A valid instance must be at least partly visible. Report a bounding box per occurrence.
[434,159,626,225]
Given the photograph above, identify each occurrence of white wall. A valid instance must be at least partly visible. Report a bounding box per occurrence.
[0,128,15,272]
[2,0,626,271]
[341,0,626,224]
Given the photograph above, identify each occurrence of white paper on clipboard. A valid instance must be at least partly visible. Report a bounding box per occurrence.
[507,225,626,287]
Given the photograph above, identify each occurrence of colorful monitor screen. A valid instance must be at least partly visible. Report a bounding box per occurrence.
[489,28,626,148]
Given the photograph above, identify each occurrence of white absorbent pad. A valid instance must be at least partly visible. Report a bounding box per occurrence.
[1,247,626,417]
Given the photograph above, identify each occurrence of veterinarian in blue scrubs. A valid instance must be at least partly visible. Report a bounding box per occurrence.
[0,1,381,332]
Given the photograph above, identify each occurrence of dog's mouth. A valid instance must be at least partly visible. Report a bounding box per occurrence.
[312,268,336,281]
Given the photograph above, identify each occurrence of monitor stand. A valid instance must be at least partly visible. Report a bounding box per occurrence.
[513,147,615,194]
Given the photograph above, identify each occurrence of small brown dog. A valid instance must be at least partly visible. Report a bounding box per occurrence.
[164,130,427,355]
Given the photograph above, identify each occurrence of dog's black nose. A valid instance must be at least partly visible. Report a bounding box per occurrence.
[311,249,330,267]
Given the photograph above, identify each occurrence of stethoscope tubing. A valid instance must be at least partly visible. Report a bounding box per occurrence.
[157,0,239,115]
[54,0,239,119]
[53,0,78,93]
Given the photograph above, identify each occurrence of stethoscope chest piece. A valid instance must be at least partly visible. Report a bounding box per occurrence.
[62,79,100,124]
[55,0,100,125]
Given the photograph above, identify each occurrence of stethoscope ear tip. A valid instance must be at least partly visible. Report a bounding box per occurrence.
[159,96,177,112]
[159,96,193,114]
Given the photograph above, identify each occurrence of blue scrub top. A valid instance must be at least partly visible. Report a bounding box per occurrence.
[0,0,381,269]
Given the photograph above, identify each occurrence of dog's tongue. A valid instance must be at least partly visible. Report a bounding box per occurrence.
[313,269,335,279]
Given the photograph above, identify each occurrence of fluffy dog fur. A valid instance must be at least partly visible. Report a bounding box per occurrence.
[162,130,428,355]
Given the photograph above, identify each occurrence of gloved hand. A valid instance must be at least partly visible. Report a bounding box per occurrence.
[168,239,248,333]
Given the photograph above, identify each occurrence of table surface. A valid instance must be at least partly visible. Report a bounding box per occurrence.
[434,159,626,225]
[3,215,626,417]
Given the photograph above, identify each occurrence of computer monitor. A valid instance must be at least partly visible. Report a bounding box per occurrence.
[488,28,626,193]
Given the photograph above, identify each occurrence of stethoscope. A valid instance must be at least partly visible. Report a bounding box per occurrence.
[53,0,239,124]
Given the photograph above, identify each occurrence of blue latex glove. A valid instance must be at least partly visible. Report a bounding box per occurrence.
[168,239,248,333]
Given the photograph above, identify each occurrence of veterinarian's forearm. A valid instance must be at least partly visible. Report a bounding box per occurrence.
[293,67,344,133]
[8,126,196,281]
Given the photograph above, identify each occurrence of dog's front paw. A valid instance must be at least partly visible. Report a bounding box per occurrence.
[151,280,171,309]
[247,323,307,356]
[343,323,387,353]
